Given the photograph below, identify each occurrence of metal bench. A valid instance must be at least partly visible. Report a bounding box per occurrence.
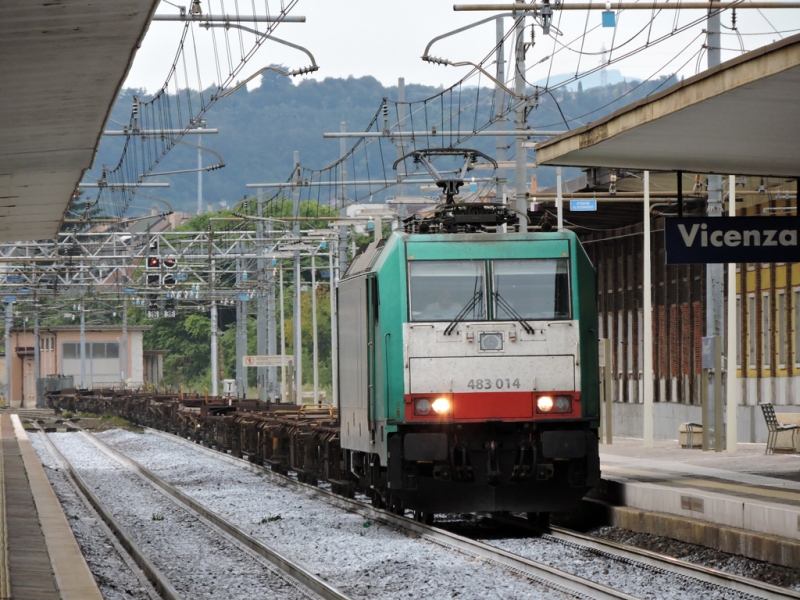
[760,403,799,455]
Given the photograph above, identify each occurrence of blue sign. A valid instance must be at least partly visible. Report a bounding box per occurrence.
[570,200,597,212]
[665,217,800,264]
[123,287,137,295]
[176,273,188,281]
[602,10,616,27]
[3,296,16,303]
[6,275,20,283]
[18,288,31,295]
[237,293,250,301]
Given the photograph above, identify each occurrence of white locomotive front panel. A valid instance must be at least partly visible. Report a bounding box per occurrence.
[403,321,582,422]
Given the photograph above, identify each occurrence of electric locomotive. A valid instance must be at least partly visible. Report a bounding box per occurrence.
[337,204,600,519]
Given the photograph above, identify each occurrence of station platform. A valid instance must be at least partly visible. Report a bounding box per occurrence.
[597,438,800,567]
[0,412,102,600]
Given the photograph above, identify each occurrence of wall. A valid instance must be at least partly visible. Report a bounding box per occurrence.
[4,328,148,405]
[610,400,800,443]
[131,331,144,383]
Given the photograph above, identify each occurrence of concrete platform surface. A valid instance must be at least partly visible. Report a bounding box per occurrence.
[599,438,800,546]
[2,414,102,600]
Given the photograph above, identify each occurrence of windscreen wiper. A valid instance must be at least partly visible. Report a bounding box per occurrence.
[493,291,535,334]
[445,290,483,336]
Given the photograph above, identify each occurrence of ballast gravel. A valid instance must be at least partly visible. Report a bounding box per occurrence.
[589,525,800,591]
[96,429,577,600]
[48,432,317,600]
[480,535,762,600]
[28,432,155,600]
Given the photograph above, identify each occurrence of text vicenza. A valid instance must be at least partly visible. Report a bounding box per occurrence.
[677,224,798,248]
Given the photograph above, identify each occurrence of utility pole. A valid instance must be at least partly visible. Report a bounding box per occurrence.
[80,303,86,389]
[706,2,724,449]
[33,304,39,407]
[395,79,407,206]
[279,267,286,402]
[495,17,508,208]
[293,151,303,404]
[121,297,128,385]
[514,2,529,231]
[329,246,338,408]
[196,119,206,215]
[235,244,248,398]
[339,123,349,276]
[311,250,319,404]
[643,171,654,447]
[256,188,267,402]
[4,303,11,406]
[210,259,218,397]
[267,224,277,399]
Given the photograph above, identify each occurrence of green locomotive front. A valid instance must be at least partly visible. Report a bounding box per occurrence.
[338,229,600,517]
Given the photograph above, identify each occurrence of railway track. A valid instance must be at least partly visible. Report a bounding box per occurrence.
[35,427,346,600]
[69,425,633,600]
[75,423,797,600]
[484,514,800,600]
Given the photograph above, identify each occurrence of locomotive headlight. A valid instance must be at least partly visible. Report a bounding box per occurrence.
[536,396,554,412]
[415,398,432,415]
[554,395,572,412]
[431,397,451,414]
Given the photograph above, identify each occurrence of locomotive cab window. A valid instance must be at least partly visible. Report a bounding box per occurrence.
[408,260,486,322]
[491,259,571,320]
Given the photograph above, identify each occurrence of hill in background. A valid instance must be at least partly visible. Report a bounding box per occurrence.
[87,71,676,216]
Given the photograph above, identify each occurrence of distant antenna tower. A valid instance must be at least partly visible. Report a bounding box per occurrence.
[600,44,608,87]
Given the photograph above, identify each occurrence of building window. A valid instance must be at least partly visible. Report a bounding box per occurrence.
[763,293,771,368]
[778,292,787,367]
[91,342,119,359]
[795,289,800,367]
[62,342,119,360]
[627,311,633,374]
[736,296,741,368]
[748,295,756,368]
[637,309,643,375]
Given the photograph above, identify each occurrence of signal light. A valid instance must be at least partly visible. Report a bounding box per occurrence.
[163,274,176,287]
[164,258,177,269]
[147,257,160,269]
[147,273,160,286]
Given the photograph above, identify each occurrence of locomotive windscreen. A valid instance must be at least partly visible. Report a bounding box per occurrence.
[408,260,487,322]
[492,259,571,320]
[407,258,571,323]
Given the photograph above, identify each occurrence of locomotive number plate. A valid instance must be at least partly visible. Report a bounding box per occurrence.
[467,378,521,391]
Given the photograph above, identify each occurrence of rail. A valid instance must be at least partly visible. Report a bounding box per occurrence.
[33,425,180,600]
[140,427,636,600]
[73,426,352,600]
[486,513,800,600]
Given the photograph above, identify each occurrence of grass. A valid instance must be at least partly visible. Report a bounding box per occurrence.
[152,513,165,521]
[76,412,142,433]
[261,515,282,523]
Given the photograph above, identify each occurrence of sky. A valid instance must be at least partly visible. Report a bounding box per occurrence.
[123,0,800,94]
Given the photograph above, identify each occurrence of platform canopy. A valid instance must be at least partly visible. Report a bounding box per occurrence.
[536,34,800,180]
[0,0,159,242]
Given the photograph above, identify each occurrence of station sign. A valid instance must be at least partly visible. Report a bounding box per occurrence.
[18,288,31,295]
[176,273,188,281]
[242,355,292,368]
[3,296,15,303]
[123,287,137,295]
[570,200,597,212]
[5,275,20,283]
[665,217,800,264]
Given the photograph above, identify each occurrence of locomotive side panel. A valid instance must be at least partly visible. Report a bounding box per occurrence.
[573,237,600,421]
[338,275,371,454]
